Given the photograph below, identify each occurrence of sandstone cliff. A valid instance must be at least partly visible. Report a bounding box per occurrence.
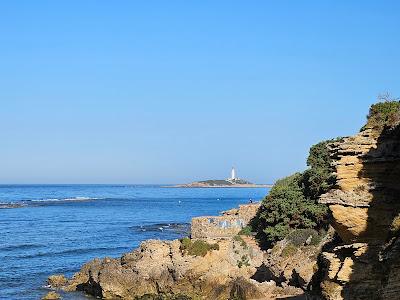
[317,120,400,299]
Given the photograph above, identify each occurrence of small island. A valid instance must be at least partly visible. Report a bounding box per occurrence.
[169,168,272,188]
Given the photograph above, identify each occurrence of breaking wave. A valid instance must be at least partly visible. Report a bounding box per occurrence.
[0,197,103,209]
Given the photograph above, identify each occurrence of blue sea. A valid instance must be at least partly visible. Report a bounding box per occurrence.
[0,184,268,300]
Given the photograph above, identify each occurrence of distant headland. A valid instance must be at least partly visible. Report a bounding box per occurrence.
[168,167,272,188]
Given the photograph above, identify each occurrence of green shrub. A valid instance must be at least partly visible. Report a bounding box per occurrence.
[181,237,191,249]
[238,226,252,236]
[363,99,400,130]
[252,139,335,246]
[233,235,242,242]
[310,233,323,246]
[302,139,338,199]
[281,244,297,258]
[255,173,328,244]
[180,238,219,257]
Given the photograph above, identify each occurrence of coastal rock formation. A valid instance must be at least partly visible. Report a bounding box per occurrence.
[171,169,271,188]
[55,238,304,299]
[50,232,330,299]
[258,237,329,291]
[41,291,61,300]
[47,275,68,288]
[171,180,270,188]
[317,122,400,299]
[50,198,335,299]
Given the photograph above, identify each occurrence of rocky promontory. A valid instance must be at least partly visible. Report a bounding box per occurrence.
[50,237,318,299]
[170,179,271,188]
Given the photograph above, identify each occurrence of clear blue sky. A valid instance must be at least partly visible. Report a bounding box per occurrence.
[0,1,399,184]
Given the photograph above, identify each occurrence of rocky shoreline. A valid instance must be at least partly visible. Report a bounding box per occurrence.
[45,102,400,299]
[46,202,329,299]
[47,236,326,299]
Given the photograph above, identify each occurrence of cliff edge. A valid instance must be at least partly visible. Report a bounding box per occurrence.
[316,102,400,299]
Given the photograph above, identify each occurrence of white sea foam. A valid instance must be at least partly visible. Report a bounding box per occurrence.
[0,197,103,208]
[0,202,26,209]
[30,196,101,202]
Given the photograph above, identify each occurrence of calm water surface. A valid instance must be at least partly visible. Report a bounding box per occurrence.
[0,185,268,300]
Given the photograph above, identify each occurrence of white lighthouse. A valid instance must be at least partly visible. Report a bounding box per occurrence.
[231,167,237,180]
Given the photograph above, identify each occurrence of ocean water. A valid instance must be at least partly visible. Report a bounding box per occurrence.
[0,184,268,300]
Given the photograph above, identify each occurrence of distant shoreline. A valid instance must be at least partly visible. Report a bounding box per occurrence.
[164,184,272,188]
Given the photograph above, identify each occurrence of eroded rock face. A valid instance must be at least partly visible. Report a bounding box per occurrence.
[320,127,400,243]
[54,238,304,299]
[317,124,400,299]
[256,236,330,291]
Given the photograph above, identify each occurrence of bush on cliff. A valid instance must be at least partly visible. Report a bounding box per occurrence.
[252,139,335,246]
[364,97,400,130]
[255,173,328,243]
[302,140,337,199]
[238,226,252,236]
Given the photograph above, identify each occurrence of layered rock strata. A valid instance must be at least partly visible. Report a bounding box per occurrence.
[317,124,400,299]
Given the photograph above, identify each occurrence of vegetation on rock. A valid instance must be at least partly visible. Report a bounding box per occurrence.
[237,226,252,236]
[281,244,297,258]
[180,237,219,257]
[302,140,338,199]
[237,254,250,268]
[252,139,336,246]
[233,235,248,249]
[363,95,400,130]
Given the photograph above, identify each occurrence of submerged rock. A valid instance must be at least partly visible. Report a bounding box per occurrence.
[41,291,61,300]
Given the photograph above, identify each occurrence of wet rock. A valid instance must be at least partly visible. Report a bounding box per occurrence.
[47,275,67,288]
[41,291,61,300]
